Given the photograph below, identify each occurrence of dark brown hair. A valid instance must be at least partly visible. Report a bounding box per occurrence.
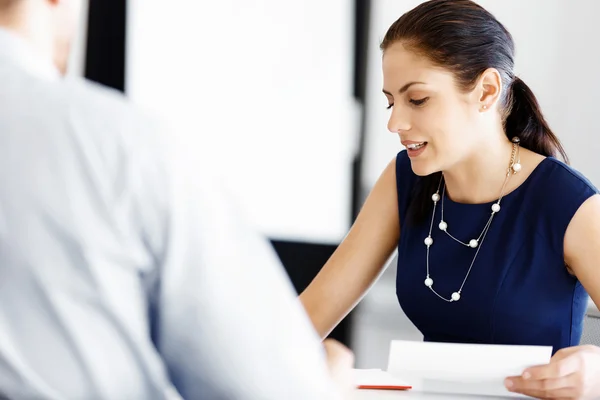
[381,0,568,224]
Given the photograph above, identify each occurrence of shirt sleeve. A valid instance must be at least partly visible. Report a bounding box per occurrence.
[136,121,343,400]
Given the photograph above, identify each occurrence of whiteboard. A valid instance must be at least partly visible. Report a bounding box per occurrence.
[126,0,358,244]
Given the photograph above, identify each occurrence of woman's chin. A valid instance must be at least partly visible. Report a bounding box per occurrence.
[409,160,438,177]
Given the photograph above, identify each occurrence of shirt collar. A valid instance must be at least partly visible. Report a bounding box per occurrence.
[0,27,61,80]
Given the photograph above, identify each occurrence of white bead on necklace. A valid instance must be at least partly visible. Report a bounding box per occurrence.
[423,137,522,303]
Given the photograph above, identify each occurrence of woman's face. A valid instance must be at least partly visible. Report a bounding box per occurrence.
[382,42,485,176]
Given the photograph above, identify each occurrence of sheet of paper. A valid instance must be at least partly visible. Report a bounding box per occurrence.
[386,340,552,397]
[352,369,412,390]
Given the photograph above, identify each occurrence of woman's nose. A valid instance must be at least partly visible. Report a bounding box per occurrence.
[387,107,410,133]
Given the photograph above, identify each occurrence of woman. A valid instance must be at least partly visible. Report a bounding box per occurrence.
[300,0,600,398]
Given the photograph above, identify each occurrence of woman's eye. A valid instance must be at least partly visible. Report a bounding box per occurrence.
[386,104,394,110]
[409,97,429,106]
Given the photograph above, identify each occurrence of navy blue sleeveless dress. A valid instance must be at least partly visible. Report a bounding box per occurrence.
[395,150,598,353]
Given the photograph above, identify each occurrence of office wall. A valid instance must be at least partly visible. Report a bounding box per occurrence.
[126,0,358,245]
[361,0,600,192]
[555,1,600,177]
[65,0,89,77]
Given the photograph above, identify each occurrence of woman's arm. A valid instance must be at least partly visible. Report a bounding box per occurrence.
[564,194,600,309]
[300,157,401,338]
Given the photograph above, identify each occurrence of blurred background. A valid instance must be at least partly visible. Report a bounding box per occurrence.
[70,0,599,370]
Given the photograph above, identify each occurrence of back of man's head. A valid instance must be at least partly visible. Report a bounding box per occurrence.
[0,0,82,74]
[0,0,21,11]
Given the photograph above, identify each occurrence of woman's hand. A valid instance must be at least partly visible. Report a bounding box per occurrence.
[505,345,600,399]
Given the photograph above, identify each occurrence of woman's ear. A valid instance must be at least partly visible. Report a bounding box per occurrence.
[476,68,503,111]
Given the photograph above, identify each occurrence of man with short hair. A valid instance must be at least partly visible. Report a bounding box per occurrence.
[0,0,353,398]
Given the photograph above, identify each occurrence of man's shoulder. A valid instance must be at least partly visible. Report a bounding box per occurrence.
[62,78,155,124]
[57,77,168,150]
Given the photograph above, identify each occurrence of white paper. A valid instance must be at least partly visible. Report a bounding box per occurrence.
[352,369,411,388]
[386,340,552,398]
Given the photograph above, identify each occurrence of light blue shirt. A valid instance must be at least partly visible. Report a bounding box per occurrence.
[0,28,341,400]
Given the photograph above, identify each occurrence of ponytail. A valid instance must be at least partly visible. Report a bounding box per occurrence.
[504,77,569,164]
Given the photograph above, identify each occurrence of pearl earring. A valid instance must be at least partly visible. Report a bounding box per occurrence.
[482,105,487,110]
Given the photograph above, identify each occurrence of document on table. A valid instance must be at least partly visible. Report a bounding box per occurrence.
[385,340,553,397]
